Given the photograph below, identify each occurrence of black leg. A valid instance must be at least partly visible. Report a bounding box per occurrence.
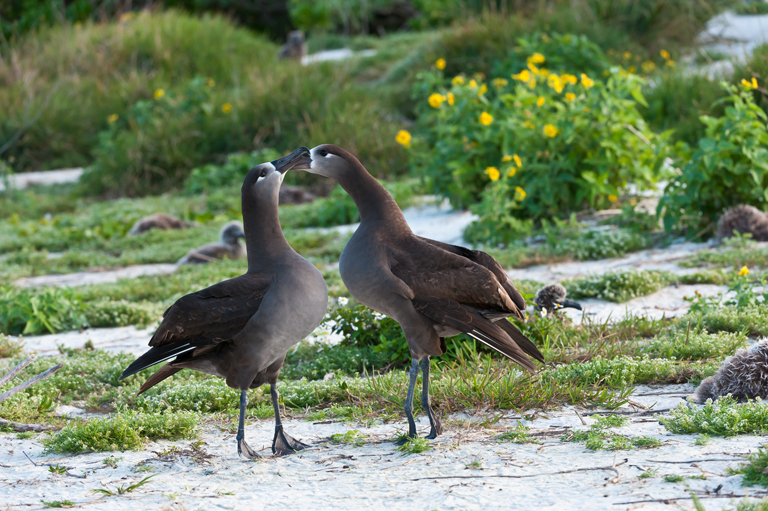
[420,356,442,439]
[271,384,308,456]
[236,390,260,459]
[396,358,419,445]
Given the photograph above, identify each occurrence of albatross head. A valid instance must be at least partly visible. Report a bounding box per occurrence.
[242,147,311,202]
[220,221,245,246]
[290,144,359,179]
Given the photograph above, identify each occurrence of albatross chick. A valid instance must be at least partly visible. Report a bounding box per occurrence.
[177,221,246,265]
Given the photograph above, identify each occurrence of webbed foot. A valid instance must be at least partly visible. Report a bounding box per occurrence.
[272,425,308,456]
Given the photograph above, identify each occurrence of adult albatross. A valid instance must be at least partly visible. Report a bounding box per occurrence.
[120,148,327,458]
[293,144,543,442]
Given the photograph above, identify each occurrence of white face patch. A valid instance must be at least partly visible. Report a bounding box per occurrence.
[255,162,276,185]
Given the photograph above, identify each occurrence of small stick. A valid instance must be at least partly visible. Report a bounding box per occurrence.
[582,409,670,417]
[645,458,745,464]
[0,418,54,432]
[574,409,586,426]
[0,363,63,404]
[614,492,768,505]
[0,354,37,387]
[413,459,628,481]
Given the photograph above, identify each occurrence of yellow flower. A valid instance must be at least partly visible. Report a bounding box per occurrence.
[469,79,478,88]
[512,69,531,82]
[565,92,575,101]
[628,66,636,74]
[221,102,233,113]
[547,74,563,93]
[536,96,545,107]
[665,59,676,67]
[207,78,215,87]
[485,166,500,181]
[479,112,493,126]
[153,88,165,100]
[581,73,594,89]
[452,75,465,85]
[107,114,118,124]
[395,130,411,148]
[562,74,578,85]
[428,93,446,108]
[527,62,540,75]
[660,49,670,60]
[642,61,656,73]
[528,78,537,89]
[539,68,550,78]
[524,120,535,129]
[435,58,446,70]
[513,154,522,168]
[502,155,513,162]
[478,84,488,96]
[528,53,546,64]
[514,186,527,201]
[623,51,632,60]
[447,92,455,106]
[492,78,508,88]
[742,77,759,89]
[543,124,559,138]
[507,167,517,177]
[608,194,618,202]
[739,265,750,276]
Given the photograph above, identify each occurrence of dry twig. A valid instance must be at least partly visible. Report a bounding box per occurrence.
[413,459,628,482]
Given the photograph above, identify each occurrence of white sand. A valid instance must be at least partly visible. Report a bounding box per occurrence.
[14,264,178,289]
[0,168,83,192]
[1,384,765,510]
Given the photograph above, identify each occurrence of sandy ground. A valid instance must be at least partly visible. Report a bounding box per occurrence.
[0,168,83,192]
[14,264,178,289]
[1,385,766,511]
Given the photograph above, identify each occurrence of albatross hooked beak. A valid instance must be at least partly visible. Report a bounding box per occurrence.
[271,147,311,174]
[555,298,583,311]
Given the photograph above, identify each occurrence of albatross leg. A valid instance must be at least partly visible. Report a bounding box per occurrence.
[396,358,419,445]
[420,356,442,439]
[271,384,308,456]
[236,390,260,459]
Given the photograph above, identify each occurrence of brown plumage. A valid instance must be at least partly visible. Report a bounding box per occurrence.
[279,185,316,205]
[717,204,768,242]
[294,144,542,443]
[693,340,768,403]
[128,213,196,236]
[534,283,583,316]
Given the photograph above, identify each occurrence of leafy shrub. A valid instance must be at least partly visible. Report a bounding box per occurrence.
[563,413,661,451]
[675,304,768,338]
[184,149,281,195]
[541,217,651,260]
[659,396,768,437]
[407,34,670,242]
[282,339,391,380]
[659,82,768,234]
[84,300,163,329]
[565,270,672,303]
[43,410,199,453]
[735,446,768,488]
[0,286,87,335]
[79,77,245,197]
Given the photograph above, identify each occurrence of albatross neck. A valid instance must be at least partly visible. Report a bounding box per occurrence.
[241,191,292,272]
[334,162,409,229]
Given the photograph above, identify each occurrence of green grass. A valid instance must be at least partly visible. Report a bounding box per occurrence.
[395,436,431,455]
[642,330,747,361]
[659,396,768,437]
[499,423,540,444]
[40,500,75,509]
[734,2,768,15]
[565,270,673,303]
[638,468,659,479]
[563,414,661,451]
[43,410,199,453]
[0,334,23,358]
[734,447,768,488]
[329,429,366,447]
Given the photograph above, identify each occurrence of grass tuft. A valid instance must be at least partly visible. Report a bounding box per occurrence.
[395,436,431,455]
[659,397,768,437]
[565,270,672,303]
[499,423,540,444]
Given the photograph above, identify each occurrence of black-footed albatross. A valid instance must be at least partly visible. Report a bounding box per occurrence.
[120,148,328,458]
[177,221,246,265]
[717,204,768,242]
[293,144,543,442]
[534,283,582,317]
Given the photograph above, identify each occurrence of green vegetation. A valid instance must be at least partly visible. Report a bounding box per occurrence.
[40,500,75,509]
[660,83,768,234]
[565,270,672,303]
[659,397,768,437]
[329,429,367,447]
[499,423,540,444]
[563,414,661,451]
[43,410,199,453]
[90,474,157,496]
[734,446,768,488]
[396,436,431,454]
[638,468,659,479]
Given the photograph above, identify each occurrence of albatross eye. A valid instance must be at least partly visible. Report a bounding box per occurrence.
[318,149,329,157]
[259,168,268,178]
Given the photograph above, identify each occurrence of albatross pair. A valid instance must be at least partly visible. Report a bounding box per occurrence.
[122,145,543,457]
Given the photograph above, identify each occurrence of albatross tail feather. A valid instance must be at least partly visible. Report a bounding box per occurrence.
[412,296,539,372]
[120,342,200,380]
[139,364,182,395]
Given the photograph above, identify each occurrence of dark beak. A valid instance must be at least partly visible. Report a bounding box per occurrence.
[236,232,246,239]
[556,298,583,311]
[271,147,311,174]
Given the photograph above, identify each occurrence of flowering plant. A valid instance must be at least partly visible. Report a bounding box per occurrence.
[402,34,671,243]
